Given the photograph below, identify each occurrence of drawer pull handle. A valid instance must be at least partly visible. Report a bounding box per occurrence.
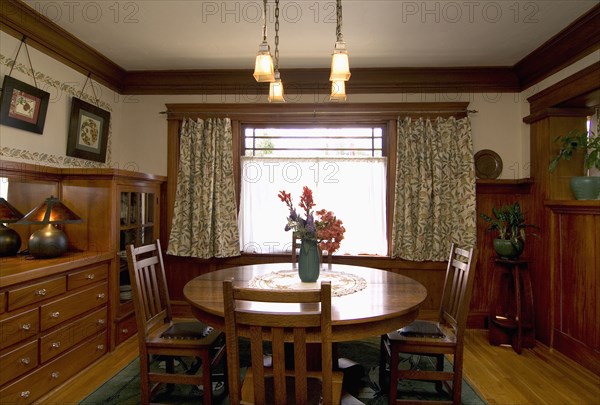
[51,342,61,348]
[51,311,60,318]
[20,357,30,365]
[51,372,60,379]
[121,328,129,334]
[97,344,105,351]
[36,288,47,296]
[97,293,106,299]
[97,319,105,325]
[20,391,30,398]
[86,274,95,280]
[21,323,31,331]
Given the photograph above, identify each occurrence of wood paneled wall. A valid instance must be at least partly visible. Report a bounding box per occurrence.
[546,201,600,375]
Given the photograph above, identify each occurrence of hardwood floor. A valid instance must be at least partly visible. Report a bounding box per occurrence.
[41,329,600,404]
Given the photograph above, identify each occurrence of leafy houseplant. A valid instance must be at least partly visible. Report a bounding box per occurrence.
[549,130,600,200]
[480,202,538,259]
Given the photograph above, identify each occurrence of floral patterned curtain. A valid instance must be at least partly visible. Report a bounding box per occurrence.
[167,118,240,258]
[391,116,476,261]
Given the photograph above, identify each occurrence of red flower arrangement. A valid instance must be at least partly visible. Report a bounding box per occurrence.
[278,186,346,254]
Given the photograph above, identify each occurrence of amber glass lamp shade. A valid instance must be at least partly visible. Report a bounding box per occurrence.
[16,196,83,259]
[253,41,275,83]
[0,197,24,257]
[329,41,351,82]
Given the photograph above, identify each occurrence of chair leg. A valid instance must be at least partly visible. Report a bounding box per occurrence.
[201,350,213,405]
[379,336,388,392]
[166,357,176,394]
[387,341,399,405]
[452,355,463,405]
[434,354,444,394]
[140,355,150,405]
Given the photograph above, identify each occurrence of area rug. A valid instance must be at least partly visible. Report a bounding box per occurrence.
[81,337,486,404]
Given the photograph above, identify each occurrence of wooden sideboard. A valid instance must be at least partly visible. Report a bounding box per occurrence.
[0,159,166,402]
[0,252,112,404]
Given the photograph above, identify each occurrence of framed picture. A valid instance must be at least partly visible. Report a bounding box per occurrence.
[67,97,110,163]
[0,76,50,134]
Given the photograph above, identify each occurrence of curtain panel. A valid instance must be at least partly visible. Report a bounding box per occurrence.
[391,116,476,261]
[167,118,240,259]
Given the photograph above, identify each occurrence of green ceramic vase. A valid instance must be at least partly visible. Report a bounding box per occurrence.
[493,238,524,259]
[298,239,320,282]
[570,176,600,200]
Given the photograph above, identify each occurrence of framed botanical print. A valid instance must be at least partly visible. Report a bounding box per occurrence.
[66,97,110,163]
[0,76,50,134]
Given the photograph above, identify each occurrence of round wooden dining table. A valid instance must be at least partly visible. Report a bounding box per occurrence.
[183,263,427,342]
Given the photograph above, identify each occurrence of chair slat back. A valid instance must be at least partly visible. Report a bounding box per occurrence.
[439,243,477,337]
[223,280,333,405]
[126,240,172,335]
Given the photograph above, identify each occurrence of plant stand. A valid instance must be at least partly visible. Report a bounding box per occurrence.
[488,258,535,354]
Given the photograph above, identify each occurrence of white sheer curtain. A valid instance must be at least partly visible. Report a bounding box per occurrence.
[239,157,387,255]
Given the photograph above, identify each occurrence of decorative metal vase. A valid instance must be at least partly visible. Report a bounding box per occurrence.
[493,238,524,260]
[298,239,320,282]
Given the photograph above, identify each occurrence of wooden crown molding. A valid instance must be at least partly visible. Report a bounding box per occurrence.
[525,62,600,115]
[0,0,597,96]
[122,67,519,95]
[0,0,125,92]
[514,3,600,90]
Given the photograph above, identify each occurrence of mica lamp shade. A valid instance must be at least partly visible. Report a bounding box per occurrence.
[16,196,83,259]
[0,197,24,257]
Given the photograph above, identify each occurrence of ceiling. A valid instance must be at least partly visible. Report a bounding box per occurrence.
[21,0,599,71]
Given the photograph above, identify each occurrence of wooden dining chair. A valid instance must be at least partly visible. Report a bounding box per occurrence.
[126,240,227,405]
[223,279,344,405]
[291,232,332,267]
[379,243,477,405]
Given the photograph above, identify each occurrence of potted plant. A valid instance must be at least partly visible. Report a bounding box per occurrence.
[480,202,538,259]
[549,130,600,200]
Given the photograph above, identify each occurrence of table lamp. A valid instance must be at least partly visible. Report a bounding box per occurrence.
[17,196,83,259]
[0,197,24,257]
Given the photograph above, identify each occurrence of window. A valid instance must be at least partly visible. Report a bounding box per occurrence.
[239,126,388,256]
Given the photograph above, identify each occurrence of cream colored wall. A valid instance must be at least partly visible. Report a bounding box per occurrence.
[125,91,526,178]
[0,32,125,170]
[1,28,598,179]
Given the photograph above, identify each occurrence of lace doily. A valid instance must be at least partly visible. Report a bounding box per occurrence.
[248,269,367,297]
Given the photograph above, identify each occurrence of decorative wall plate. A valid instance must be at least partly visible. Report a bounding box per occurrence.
[474,149,503,179]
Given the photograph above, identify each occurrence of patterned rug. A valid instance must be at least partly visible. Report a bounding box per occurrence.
[81,337,486,404]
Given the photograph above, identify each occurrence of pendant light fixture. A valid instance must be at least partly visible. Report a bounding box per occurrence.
[330,0,350,100]
[330,80,347,102]
[268,0,285,102]
[253,0,275,82]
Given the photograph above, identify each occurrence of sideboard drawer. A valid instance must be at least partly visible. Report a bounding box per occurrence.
[40,307,107,363]
[0,331,107,405]
[7,277,66,311]
[0,339,38,386]
[67,263,108,290]
[0,292,6,314]
[115,313,137,346]
[40,283,107,331]
[0,308,39,350]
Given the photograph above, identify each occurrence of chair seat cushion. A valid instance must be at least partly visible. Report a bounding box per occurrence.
[160,321,214,340]
[398,320,445,338]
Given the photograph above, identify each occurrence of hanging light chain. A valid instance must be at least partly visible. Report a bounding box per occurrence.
[274,0,280,70]
[336,0,343,42]
[262,0,268,41]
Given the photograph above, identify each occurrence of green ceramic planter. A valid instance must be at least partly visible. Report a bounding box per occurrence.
[493,238,524,260]
[570,176,600,200]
